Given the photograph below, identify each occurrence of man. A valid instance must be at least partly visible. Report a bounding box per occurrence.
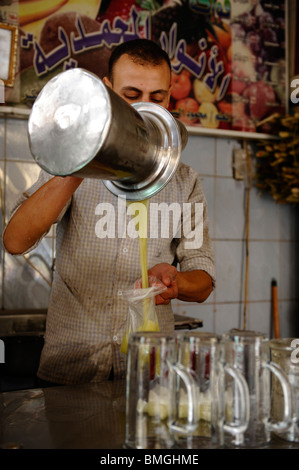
[3,39,215,384]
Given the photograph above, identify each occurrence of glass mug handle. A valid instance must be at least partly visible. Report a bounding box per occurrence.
[265,361,293,432]
[167,362,199,434]
[223,365,250,437]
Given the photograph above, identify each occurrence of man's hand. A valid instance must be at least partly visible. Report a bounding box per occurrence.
[148,263,213,305]
[135,263,213,305]
[148,263,178,305]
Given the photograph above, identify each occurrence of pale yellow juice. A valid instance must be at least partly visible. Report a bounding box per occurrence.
[120,199,159,354]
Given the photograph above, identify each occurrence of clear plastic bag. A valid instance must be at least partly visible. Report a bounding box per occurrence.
[120,278,167,355]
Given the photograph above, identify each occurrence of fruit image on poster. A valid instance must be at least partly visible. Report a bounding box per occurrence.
[17,0,287,135]
[19,0,107,106]
[148,0,286,134]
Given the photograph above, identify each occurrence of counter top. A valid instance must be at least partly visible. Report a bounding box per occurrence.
[1,381,298,452]
[0,381,126,450]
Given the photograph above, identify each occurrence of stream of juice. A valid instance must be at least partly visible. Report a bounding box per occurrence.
[120,199,159,354]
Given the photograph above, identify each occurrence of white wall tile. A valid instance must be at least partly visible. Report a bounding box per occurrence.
[248,240,280,301]
[214,302,242,334]
[246,301,272,338]
[249,187,280,240]
[247,299,298,339]
[5,161,40,219]
[216,138,241,177]
[215,178,245,239]
[214,240,244,303]
[6,118,33,162]
[182,135,215,175]
[195,303,215,333]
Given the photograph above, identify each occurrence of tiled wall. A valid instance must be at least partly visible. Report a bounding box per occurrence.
[0,116,298,338]
[174,135,299,338]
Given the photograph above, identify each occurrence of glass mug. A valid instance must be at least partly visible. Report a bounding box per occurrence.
[270,338,299,443]
[174,332,250,449]
[222,329,293,448]
[124,332,198,449]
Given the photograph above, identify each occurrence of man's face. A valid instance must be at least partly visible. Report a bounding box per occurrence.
[103,54,172,109]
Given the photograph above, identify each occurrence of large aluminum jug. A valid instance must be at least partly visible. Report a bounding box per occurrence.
[28,68,188,201]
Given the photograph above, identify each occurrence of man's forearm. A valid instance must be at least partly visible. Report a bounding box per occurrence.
[3,175,83,255]
[176,269,213,303]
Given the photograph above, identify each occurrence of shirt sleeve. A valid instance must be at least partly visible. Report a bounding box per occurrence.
[4,169,72,255]
[175,166,216,287]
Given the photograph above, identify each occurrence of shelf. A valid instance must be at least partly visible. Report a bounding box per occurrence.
[0,105,280,141]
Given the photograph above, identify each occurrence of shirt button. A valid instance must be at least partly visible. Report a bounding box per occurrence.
[117,290,122,296]
[123,247,128,253]
[113,335,118,342]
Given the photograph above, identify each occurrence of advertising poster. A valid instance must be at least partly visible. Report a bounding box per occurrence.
[4,0,288,135]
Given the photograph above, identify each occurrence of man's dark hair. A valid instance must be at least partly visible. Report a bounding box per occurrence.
[108,39,172,82]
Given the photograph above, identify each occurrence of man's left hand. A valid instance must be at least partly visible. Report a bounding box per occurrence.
[148,263,178,305]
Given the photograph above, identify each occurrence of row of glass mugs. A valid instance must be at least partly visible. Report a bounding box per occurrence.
[124,329,299,449]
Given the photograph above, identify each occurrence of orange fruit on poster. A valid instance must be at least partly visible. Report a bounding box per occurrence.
[175,98,199,124]
[171,71,192,101]
[226,45,232,63]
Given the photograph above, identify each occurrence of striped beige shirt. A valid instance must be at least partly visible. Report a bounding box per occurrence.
[11,162,215,384]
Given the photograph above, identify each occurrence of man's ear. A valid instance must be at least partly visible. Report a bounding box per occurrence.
[103,76,112,89]
[166,87,172,109]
